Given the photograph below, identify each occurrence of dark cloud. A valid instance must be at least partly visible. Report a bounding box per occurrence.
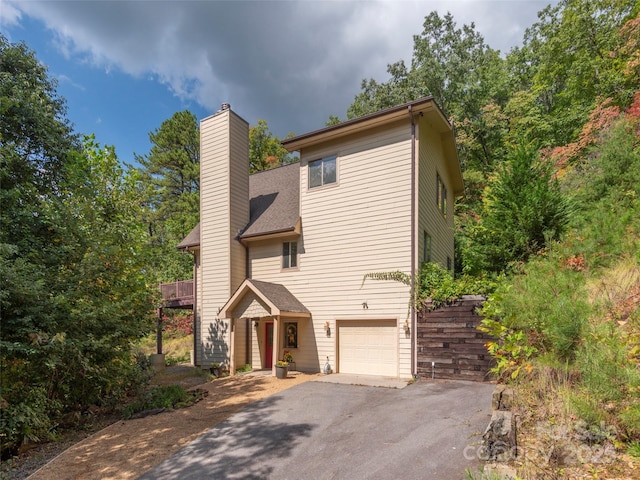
[4,0,552,137]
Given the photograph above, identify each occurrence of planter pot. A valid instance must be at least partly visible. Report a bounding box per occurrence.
[287,362,296,371]
[275,365,288,379]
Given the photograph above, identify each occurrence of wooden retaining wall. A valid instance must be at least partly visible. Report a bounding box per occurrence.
[416,295,493,382]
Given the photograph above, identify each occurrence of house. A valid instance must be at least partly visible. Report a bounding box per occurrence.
[178,97,463,379]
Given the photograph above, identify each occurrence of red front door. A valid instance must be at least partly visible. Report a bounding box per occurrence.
[265,322,274,368]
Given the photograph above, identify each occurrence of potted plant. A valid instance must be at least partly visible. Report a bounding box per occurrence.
[210,362,221,378]
[283,351,295,371]
[275,360,288,379]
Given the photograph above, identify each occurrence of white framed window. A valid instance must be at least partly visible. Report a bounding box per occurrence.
[309,155,337,188]
[436,173,447,217]
[282,241,298,269]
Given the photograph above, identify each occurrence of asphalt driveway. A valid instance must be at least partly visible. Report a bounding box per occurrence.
[139,380,494,480]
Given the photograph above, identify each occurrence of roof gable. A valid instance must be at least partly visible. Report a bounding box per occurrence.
[219,278,310,319]
[241,163,300,239]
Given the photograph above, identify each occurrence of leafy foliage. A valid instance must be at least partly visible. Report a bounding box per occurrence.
[248,119,295,173]
[362,263,496,310]
[461,144,571,274]
[0,38,153,456]
[481,110,640,443]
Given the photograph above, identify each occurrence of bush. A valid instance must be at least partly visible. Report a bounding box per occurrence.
[122,384,192,419]
[0,386,56,459]
[417,262,497,307]
[480,250,589,364]
[163,313,194,337]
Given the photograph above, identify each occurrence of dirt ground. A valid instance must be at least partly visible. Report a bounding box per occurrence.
[16,366,318,480]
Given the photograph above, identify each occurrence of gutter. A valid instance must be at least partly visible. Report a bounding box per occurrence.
[409,105,417,379]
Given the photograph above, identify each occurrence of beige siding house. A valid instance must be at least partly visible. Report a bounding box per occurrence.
[179,98,463,379]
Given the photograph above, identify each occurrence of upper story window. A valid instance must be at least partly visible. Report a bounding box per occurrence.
[282,241,298,269]
[309,155,337,189]
[436,173,447,217]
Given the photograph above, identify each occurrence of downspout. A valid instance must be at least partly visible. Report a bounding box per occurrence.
[409,105,417,379]
[244,242,250,279]
[192,249,198,366]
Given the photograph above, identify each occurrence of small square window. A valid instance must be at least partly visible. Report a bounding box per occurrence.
[309,155,337,188]
[282,241,298,269]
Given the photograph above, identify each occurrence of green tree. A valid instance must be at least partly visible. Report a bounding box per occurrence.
[136,110,199,282]
[505,0,637,147]
[463,145,571,274]
[0,37,153,456]
[0,35,79,253]
[249,119,294,173]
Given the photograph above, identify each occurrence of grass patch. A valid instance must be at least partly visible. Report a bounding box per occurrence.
[137,333,193,365]
[235,364,252,374]
[627,441,640,458]
[122,384,203,419]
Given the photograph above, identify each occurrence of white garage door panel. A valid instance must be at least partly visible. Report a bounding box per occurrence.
[338,321,397,376]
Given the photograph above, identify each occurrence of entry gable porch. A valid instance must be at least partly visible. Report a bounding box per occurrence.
[219,279,311,375]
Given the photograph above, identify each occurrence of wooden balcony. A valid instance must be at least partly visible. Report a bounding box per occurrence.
[159,280,194,309]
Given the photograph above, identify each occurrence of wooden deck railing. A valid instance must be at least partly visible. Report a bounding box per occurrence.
[159,280,194,305]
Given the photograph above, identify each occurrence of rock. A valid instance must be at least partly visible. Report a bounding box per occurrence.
[483,410,517,461]
[492,384,514,411]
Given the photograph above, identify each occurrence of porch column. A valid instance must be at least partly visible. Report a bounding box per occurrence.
[156,308,163,355]
[272,315,280,376]
[229,317,236,376]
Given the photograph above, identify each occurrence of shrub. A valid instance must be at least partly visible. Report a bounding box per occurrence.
[122,384,192,419]
[480,251,589,364]
[0,386,56,459]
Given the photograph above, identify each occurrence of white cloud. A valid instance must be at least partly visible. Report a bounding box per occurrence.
[56,73,85,91]
[0,0,21,28]
[6,0,551,135]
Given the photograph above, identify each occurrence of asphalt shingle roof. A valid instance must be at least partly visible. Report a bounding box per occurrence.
[246,279,310,315]
[177,223,200,249]
[177,163,300,249]
[242,163,300,239]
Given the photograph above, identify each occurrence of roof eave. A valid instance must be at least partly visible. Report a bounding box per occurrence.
[282,97,448,152]
[239,218,302,244]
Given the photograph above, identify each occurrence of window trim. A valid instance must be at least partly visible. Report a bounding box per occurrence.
[284,322,298,349]
[436,173,447,218]
[308,155,337,189]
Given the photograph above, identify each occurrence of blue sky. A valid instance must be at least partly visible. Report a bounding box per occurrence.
[1,1,552,166]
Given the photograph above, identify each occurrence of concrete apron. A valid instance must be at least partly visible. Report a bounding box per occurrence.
[244,369,409,389]
[313,373,409,389]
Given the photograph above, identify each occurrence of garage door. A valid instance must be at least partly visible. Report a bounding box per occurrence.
[338,320,398,376]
